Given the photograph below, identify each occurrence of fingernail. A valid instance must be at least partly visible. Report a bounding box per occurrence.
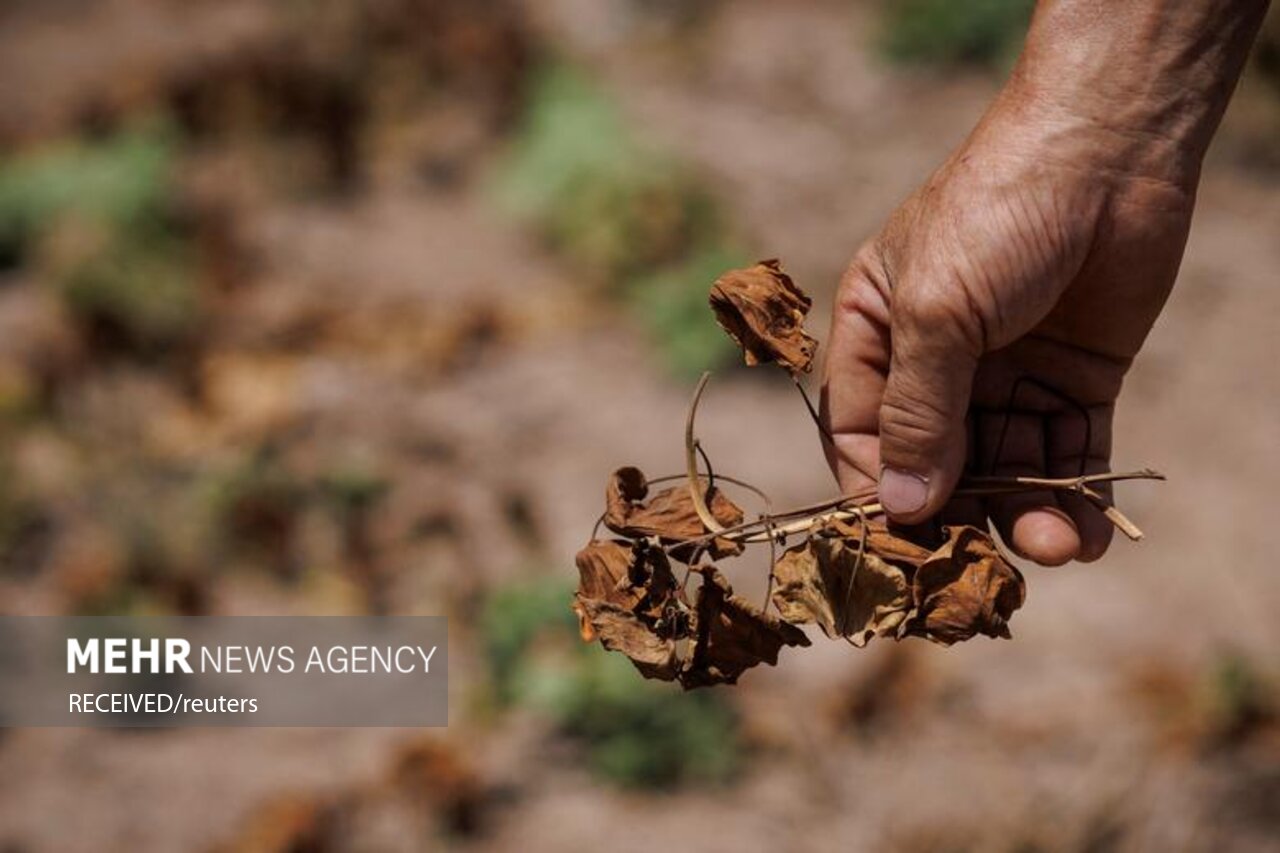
[879,467,929,515]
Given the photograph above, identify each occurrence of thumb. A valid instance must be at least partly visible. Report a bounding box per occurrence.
[878,289,981,523]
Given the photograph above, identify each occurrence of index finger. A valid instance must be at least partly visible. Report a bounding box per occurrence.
[820,258,893,496]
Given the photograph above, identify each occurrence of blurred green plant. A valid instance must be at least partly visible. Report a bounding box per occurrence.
[318,465,389,513]
[628,246,746,379]
[50,227,199,353]
[481,577,742,789]
[495,64,748,380]
[879,0,1034,70]
[481,578,580,706]
[0,123,200,354]
[1204,651,1277,749]
[496,65,721,280]
[0,124,174,260]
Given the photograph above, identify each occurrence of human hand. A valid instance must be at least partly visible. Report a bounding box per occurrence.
[820,115,1189,564]
[819,0,1268,565]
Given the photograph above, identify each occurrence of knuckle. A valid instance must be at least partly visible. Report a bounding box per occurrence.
[837,249,892,321]
[878,393,953,455]
[897,286,986,355]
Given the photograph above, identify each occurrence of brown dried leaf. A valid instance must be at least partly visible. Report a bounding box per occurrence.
[603,466,648,529]
[709,259,817,375]
[576,598,681,681]
[901,526,1026,646]
[771,536,911,647]
[680,565,810,688]
[573,539,643,621]
[603,466,743,560]
[574,540,807,686]
[572,539,683,642]
[827,517,932,567]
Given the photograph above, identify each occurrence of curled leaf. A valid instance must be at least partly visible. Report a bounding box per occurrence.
[709,259,817,375]
[901,526,1026,646]
[603,466,743,560]
[827,517,932,568]
[573,539,643,625]
[603,466,647,521]
[572,539,684,643]
[770,535,911,647]
[681,565,810,688]
[573,541,805,687]
[576,599,680,681]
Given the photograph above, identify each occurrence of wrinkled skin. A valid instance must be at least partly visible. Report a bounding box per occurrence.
[821,0,1269,565]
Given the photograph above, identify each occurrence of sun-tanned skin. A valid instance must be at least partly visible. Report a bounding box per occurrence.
[821,0,1271,565]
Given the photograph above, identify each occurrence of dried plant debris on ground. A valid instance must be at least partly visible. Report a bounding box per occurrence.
[574,259,1163,688]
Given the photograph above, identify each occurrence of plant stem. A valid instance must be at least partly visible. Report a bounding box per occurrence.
[685,372,725,533]
[677,371,1163,550]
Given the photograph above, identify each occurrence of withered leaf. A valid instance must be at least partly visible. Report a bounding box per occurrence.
[680,565,810,688]
[603,466,744,560]
[576,598,680,681]
[900,526,1026,646]
[771,535,911,647]
[573,539,643,620]
[709,259,817,375]
[827,517,933,568]
[572,539,683,642]
[574,541,806,687]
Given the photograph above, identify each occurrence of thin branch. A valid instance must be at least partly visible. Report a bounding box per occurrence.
[672,372,1161,551]
[793,377,876,483]
[839,504,868,643]
[646,472,772,506]
[732,469,1164,544]
[1079,484,1145,541]
[696,441,717,492]
[762,513,778,611]
[685,372,724,533]
[960,469,1165,491]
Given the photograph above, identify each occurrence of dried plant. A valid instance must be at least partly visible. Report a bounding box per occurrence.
[575,259,1163,688]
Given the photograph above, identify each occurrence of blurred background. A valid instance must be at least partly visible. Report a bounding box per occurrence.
[0,0,1277,850]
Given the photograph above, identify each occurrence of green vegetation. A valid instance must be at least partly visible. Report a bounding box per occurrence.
[496,65,741,379]
[1204,651,1276,748]
[879,0,1034,70]
[0,124,174,259]
[496,65,719,280]
[0,122,200,354]
[481,578,742,789]
[481,578,581,706]
[52,228,198,352]
[318,462,391,519]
